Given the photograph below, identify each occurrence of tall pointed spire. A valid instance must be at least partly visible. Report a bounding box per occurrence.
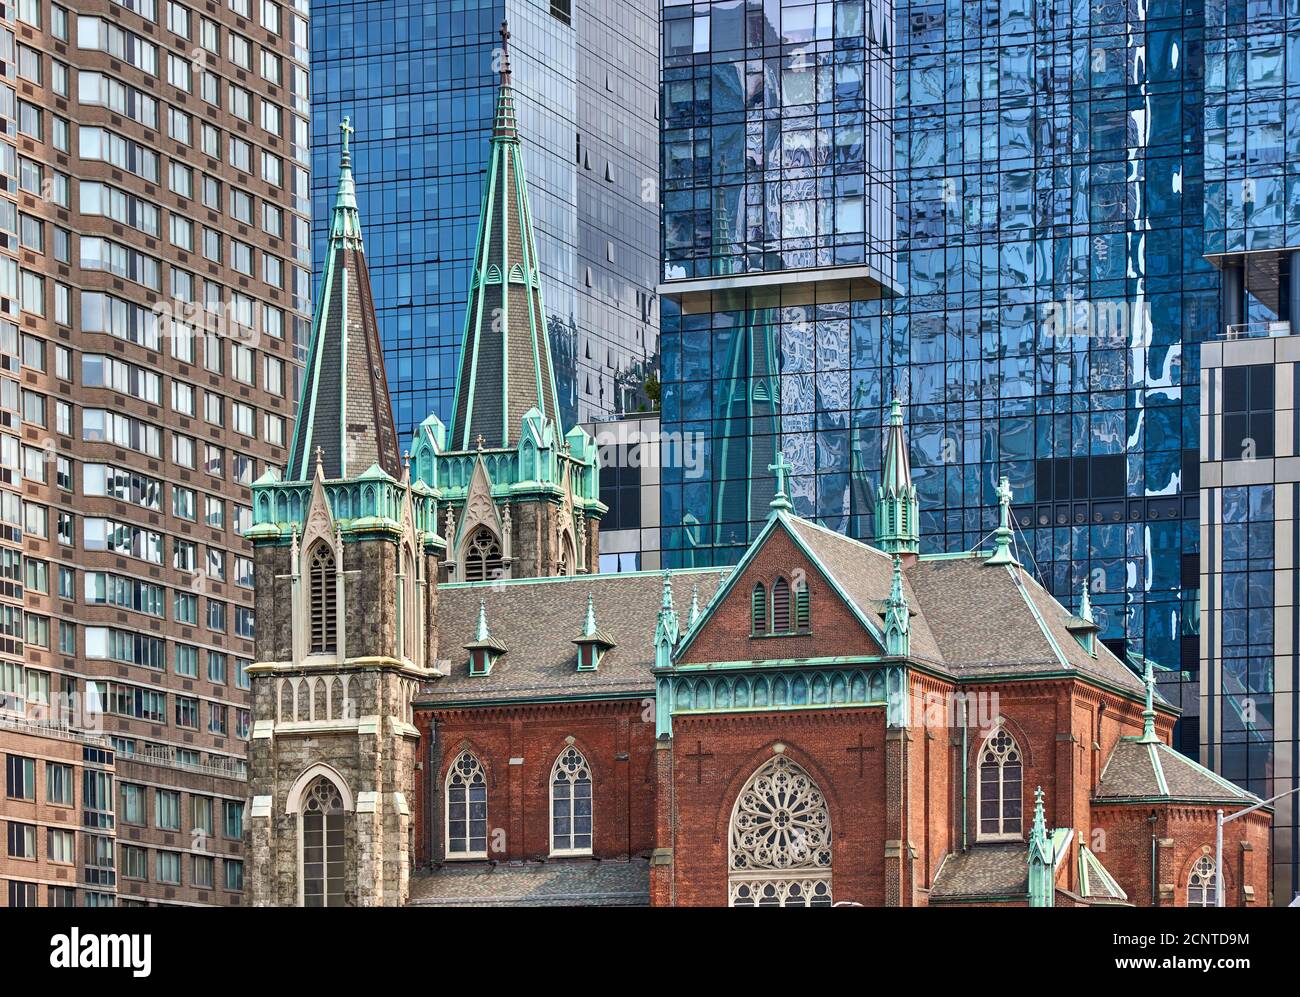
[447,19,561,451]
[653,571,680,669]
[287,117,401,481]
[875,398,919,555]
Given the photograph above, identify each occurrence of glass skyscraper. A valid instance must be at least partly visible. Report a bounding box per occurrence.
[660,0,1213,809]
[310,0,661,437]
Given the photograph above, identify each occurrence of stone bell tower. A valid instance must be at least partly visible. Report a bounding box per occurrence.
[244,120,444,906]
[407,22,604,582]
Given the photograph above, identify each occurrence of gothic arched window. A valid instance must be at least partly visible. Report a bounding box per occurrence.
[301,777,345,906]
[445,751,488,858]
[977,728,1023,840]
[771,576,792,633]
[729,754,832,907]
[550,746,592,855]
[463,527,502,582]
[400,544,419,662]
[308,542,338,654]
[751,582,767,634]
[1187,855,1217,907]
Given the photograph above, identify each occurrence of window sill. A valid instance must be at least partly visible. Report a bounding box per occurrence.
[749,631,812,639]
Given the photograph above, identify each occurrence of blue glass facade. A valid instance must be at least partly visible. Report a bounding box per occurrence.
[311,0,660,437]
[660,1,1210,732]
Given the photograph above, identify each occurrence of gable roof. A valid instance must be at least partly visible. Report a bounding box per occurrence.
[420,568,729,706]
[930,843,1028,902]
[1094,738,1261,805]
[672,513,888,661]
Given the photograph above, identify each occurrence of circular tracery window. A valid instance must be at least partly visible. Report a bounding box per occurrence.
[730,755,831,872]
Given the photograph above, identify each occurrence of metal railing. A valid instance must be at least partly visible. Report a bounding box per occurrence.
[1221,320,1292,340]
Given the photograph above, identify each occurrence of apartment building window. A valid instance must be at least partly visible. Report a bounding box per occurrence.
[175,644,199,678]
[193,854,214,888]
[168,1,190,37]
[7,881,37,907]
[550,0,572,24]
[46,763,73,806]
[6,754,35,800]
[224,800,244,839]
[225,859,244,891]
[120,784,145,825]
[176,696,199,729]
[121,844,147,880]
[1223,363,1274,460]
[193,796,214,837]
[48,828,74,864]
[7,821,36,859]
[157,850,181,886]
[209,703,228,736]
[208,651,227,684]
[174,592,198,625]
[156,790,181,831]
[83,770,114,830]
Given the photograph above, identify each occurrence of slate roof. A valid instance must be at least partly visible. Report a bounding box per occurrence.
[1078,846,1129,904]
[421,568,729,705]
[784,516,1147,697]
[1094,738,1260,804]
[929,844,1028,901]
[409,859,649,907]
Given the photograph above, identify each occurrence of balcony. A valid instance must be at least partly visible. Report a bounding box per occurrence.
[1220,320,1293,340]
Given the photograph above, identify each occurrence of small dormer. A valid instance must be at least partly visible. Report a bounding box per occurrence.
[572,594,616,672]
[464,599,508,676]
[1064,582,1100,657]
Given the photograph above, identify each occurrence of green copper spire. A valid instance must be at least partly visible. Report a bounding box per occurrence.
[582,593,597,638]
[1027,786,1055,907]
[475,598,491,643]
[1140,660,1159,743]
[768,452,793,513]
[653,572,680,669]
[330,117,362,245]
[875,398,919,555]
[286,118,401,482]
[884,555,910,658]
[986,476,1018,566]
[447,19,561,451]
[1079,580,1094,624]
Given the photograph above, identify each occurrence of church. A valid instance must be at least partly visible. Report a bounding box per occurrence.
[242,42,1272,908]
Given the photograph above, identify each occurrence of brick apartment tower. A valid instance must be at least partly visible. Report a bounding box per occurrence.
[2,0,310,907]
[245,124,441,907]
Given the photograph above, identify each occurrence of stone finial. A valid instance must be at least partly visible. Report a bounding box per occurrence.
[884,554,910,658]
[314,445,325,479]
[688,585,700,629]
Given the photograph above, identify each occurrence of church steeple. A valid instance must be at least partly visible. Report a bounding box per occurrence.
[875,398,919,556]
[287,118,401,481]
[447,20,561,451]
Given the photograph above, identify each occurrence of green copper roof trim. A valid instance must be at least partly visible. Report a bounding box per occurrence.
[1078,845,1128,902]
[414,689,651,711]
[437,564,728,590]
[664,654,890,673]
[289,234,339,480]
[1005,563,1070,670]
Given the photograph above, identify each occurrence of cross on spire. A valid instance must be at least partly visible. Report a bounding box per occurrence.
[339,116,354,161]
[499,19,512,81]
[768,451,793,513]
[1140,660,1159,743]
[986,474,1018,565]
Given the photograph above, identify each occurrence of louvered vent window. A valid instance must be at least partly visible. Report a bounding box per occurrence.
[309,543,338,653]
[771,577,791,633]
[751,583,767,634]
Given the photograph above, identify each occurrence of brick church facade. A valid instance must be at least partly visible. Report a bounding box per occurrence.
[244,34,1273,908]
